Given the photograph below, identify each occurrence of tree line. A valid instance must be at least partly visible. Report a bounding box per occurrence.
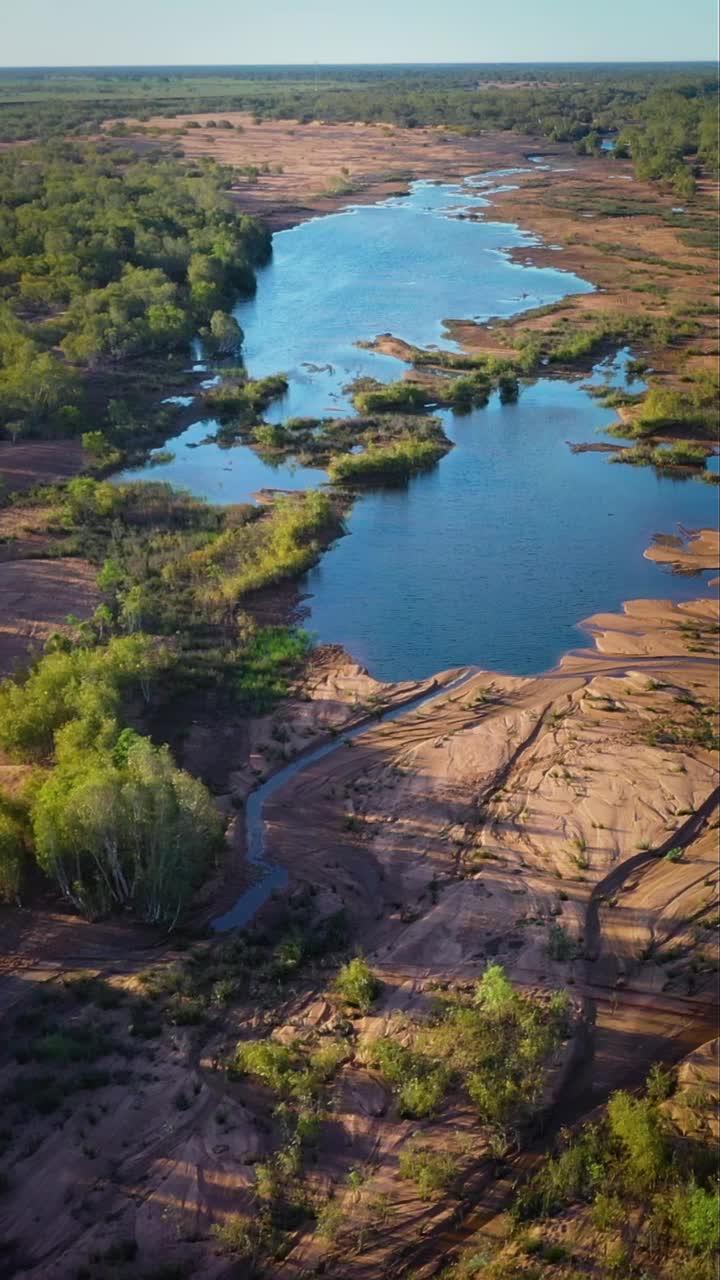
[0,65,716,192]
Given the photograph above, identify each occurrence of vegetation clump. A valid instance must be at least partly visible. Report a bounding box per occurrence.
[398,1143,460,1197]
[33,734,223,924]
[364,965,570,1128]
[328,437,449,485]
[0,482,343,919]
[332,956,380,1012]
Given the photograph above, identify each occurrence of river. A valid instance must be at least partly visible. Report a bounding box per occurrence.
[116,171,717,681]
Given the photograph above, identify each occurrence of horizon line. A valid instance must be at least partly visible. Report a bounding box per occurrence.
[0,59,717,70]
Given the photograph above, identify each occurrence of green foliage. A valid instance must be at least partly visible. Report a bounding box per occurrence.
[607,1091,669,1189]
[513,1124,608,1220]
[0,66,714,189]
[0,306,79,433]
[646,1063,675,1102]
[398,1143,460,1196]
[32,735,223,923]
[328,437,448,485]
[613,441,714,472]
[498,373,520,403]
[443,372,492,411]
[0,141,269,438]
[61,265,193,364]
[189,490,338,603]
[546,923,580,962]
[232,1034,346,1106]
[632,374,719,440]
[0,792,27,902]
[234,627,311,713]
[352,380,431,414]
[0,634,155,762]
[210,1211,272,1262]
[672,1183,720,1254]
[206,309,243,354]
[62,476,122,523]
[366,967,569,1127]
[333,956,380,1013]
[507,1067,719,1280]
[205,372,288,421]
[233,1039,297,1092]
[474,962,516,1013]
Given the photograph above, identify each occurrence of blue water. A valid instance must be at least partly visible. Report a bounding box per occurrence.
[117,174,717,681]
[305,362,718,679]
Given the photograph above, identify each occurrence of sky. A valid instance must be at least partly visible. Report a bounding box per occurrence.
[1,0,717,67]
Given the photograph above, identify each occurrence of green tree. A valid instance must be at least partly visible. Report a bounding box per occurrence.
[32,736,222,924]
[208,309,243,353]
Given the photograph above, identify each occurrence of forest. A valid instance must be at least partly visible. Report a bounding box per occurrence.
[0,142,269,440]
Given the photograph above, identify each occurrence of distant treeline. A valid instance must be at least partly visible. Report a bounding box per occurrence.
[0,65,717,192]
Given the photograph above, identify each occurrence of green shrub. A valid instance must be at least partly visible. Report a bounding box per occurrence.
[0,634,155,762]
[352,381,431,414]
[0,809,25,902]
[333,957,380,1012]
[32,735,222,924]
[397,1067,450,1119]
[369,967,569,1128]
[673,1183,720,1254]
[607,1092,668,1189]
[211,1211,271,1260]
[233,1039,297,1093]
[234,626,311,713]
[398,1143,459,1195]
[546,923,580,962]
[328,437,448,485]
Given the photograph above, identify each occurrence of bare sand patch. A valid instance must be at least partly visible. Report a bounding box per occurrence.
[644,526,720,574]
[0,439,85,497]
[0,557,99,677]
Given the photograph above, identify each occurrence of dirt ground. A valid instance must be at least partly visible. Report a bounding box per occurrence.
[644,526,719,575]
[115,112,543,229]
[0,439,85,497]
[0,556,100,678]
[0,442,98,672]
[0,576,716,1279]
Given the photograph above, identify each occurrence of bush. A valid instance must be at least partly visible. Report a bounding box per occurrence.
[474,962,517,1014]
[211,1211,270,1260]
[233,1039,297,1093]
[32,735,223,924]
[191,490,337,603]
[0,634,155,763]
[397,1067,450,1119]
[673,1183,720,1254]
[368,967,569,1128]
[546,923,580,962]
[235,626,311,713]
[398,1143,459,1195]
[607,1092,668,1189]
[328,438,448,485]
[0,808,25,902]
[352,380,431,414]
[333,957,380,1012]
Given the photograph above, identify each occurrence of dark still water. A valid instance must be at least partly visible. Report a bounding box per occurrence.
[117,174,717,681]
